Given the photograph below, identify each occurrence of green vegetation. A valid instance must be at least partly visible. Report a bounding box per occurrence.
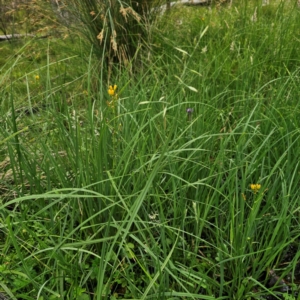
[0,1,300,299]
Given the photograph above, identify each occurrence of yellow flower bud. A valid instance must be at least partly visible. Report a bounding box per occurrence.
[250,183,261,194]
[108,84,117,96]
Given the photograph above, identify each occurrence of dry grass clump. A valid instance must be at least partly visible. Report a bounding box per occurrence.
[59,0,158,79]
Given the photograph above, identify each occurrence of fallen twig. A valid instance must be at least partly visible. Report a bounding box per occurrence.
[0,34,49,42]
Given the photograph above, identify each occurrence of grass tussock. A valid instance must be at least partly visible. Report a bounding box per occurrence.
[0,1,300,299]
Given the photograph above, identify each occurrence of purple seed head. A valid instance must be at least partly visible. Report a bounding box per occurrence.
[186,108,193,114]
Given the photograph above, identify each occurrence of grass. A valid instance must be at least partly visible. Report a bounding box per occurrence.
[0,1,300,299]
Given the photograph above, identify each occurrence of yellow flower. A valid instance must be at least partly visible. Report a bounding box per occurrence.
[250,184,261,194]
[108,84,117,96]
[34,75,40,80]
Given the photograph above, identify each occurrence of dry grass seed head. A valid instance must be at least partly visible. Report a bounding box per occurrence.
[119,6,141,23]
[119,6,128,22]
[110,30,117,53]
[97,29,104,44]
